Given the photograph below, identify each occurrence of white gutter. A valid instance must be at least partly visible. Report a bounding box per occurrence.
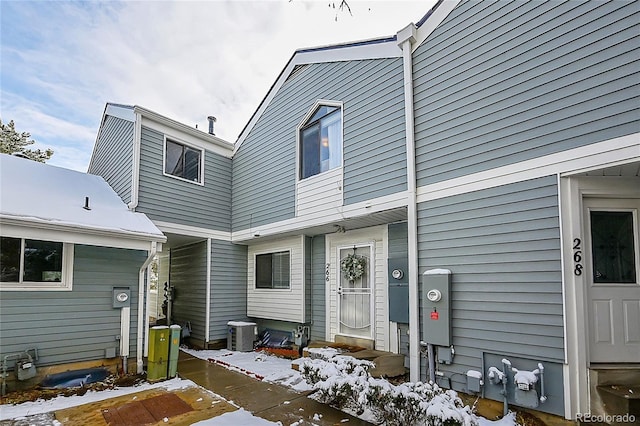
[128,111,142,211]
[137,241,157,374]
[398,23,421,383]
[205,238,212,344]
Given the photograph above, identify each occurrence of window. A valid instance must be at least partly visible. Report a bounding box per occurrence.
[299,104,342,179]
[0,237,72,289]
[164,139,202,183]
[255,251,290,289]
[590,211,637,283]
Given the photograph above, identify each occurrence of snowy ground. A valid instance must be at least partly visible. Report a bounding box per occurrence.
[0,348,517,426]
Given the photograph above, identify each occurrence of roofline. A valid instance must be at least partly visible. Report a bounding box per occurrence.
[233,35,402,154]
[0,215,166,245]
[133,105,235,152]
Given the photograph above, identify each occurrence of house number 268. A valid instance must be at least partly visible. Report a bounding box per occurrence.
[573,238,583,276]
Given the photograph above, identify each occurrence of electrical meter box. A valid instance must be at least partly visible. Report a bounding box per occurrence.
[421,269,452,347]
[112,287,131,309]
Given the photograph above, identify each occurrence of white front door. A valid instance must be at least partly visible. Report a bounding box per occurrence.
[337,245,374,339]
[584,198,640,363]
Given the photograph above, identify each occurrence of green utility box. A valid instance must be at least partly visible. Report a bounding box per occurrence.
[148,326,169,381]
[168,325,181,378]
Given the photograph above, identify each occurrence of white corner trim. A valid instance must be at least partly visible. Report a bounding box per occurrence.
[412,0,462,52]
[417,134,640,203]
[128,111,143,210]
[154,221,231,242]
[205,238,212,343]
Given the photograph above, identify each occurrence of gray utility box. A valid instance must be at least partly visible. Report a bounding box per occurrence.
[388,257,409,324]
[421,269,452,347]
[227,321,257,352]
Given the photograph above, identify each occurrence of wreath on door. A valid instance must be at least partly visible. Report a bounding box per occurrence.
[341,251,367,281]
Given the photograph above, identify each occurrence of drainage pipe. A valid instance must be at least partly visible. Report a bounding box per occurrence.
[398,23,420,383]
[137,241,158,374]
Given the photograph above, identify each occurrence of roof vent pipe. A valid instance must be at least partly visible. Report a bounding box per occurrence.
[83,196,91,211]
[207,116,217,136]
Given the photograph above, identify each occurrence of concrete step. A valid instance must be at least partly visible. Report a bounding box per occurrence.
[596,385,640,420]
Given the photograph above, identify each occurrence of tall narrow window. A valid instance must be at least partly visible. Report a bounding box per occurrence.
[255,251,290,289]
[299,105,342,179]
[165,139,202,183]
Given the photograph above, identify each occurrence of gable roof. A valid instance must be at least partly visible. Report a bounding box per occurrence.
[0,154,165,248]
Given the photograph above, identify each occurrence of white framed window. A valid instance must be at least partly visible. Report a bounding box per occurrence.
[255,250,290,290]
[163,138,204,184]
[298,101,343,180]
[0,237,73,291]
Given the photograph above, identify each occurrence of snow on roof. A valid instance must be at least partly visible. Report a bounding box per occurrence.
[0,154,165,242]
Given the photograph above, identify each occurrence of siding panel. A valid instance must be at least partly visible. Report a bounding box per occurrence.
[413,0,640,186]
[209,240,248,340]
[138,126,232,231]
[0,245,146,367]
[233,58,407,231]
[417,176,563,391]
[170,242,207,343]
[88,115,134,204]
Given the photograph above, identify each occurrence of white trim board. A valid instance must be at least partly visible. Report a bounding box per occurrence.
[0,220,165,251]
[232,190,409,242]
[416,134,640,203]
[412,0,462,53]
[154,221,231,242]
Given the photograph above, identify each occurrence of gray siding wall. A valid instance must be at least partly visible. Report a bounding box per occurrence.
[0,245,146,367]
[417,176,563,391]
[138,126,232,231]
[88,115,134,204]
[309,235,326,341]
[209,239,248,341]
[170,241,207,344]
[413,0,640,187]
[233,58,407,231]
[388,222,408,263]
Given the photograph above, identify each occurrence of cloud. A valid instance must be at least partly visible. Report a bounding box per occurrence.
[1,0,434,171]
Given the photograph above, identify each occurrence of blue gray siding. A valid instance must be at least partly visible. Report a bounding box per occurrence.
[0,245,146,367]
[138,126,232,231]
[417,176,563,391]
[233,58,407,231]
[88,115,134,204]
[413,0,640,187]
[209,239,248,340]
[170,241,207,344]
[309,235,326,341]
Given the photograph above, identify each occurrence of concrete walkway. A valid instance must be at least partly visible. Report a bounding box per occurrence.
[177,351,374,425]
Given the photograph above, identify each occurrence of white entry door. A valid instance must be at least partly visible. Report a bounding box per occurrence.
[584,198,640,363]
[337,245,374,339]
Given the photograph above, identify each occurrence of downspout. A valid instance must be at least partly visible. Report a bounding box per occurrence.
[137,241,157,374]
[205,238,212,346]
[398,24,420,383]
[128,110,142,211]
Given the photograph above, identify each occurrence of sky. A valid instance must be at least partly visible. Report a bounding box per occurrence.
[1,0,436,172]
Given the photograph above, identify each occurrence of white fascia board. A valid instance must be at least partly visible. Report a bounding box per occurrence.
[135,106,234,158]
[0,220,165,251]
[154,220,232,242]
[416,134,640,203]
[106,103,136,122]
[233,39,401,155]
[412,0,462,53]
[232,190,409,242]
